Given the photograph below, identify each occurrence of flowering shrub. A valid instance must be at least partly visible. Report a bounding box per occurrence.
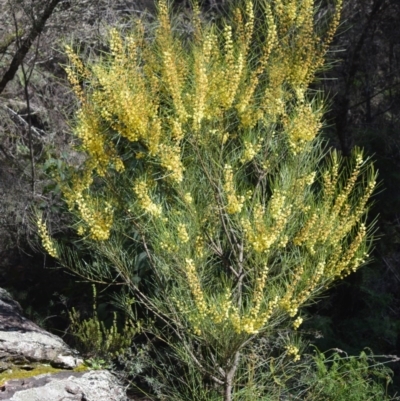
[38,1,377,399]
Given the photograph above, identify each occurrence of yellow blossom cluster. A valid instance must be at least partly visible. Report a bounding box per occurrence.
[177,224,190,243]
[162,50,187,122]
[183,192,193,204]
[284,103,322,154]
[159,232,178,253]
[209,288,233,324]
[133,181,162,217]
[280,265,303,316]
[286,170,317,214]
[75,108,124,176]
[322,153,340,200]
[232,1,254,58]
[221,132,229,144]
[240,139,263,163]
[280,261,327,318]
[183,258,207,334]
[222,25,244,109]
[66,22,192,190]
[249,264,269,318]
[243,0,255,52]
[296,262,325,306]
[294,152,376,271]
[246,0,343,131]
[179,255,282,335]
[239,296,280,334]
[58,166,114,242]
[223,165,245,214]
[64,45,90,103]
[195,235,204,257]
[242,190,291,253]
[293,316,303,330]
[158,144,184,183]
[61,167,93,210]
[192,51,208,131]
[170,119,184,142]
[271,0,341,89]
[109,28,125,64]
[328,224,368,278]
[75,194,114,241]
[63,0,344,212]
[286,344,301,362]
[37,219,58,259]
[209,291,280,335]
[221,266,278,335]
[236,3,277,127]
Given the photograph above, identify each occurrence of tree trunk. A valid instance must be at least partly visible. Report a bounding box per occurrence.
[224,351,240,401]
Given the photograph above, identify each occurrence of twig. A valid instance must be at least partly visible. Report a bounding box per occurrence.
[0,0,61,94]
[10,3,40,195]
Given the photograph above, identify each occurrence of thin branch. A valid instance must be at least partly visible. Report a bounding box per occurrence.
[191,138,241,276]
[130,281,225,385]
[12,6,40,195]
[381,255,400,283]
[348,80,400,111]
[0,0,61,94]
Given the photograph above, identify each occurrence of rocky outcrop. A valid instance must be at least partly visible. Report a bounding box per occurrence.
[0,370,128,401]
[0,288,82,370]
[0,288,130,401]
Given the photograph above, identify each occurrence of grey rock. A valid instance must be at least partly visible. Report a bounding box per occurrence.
[0,370,128,401]
[0,288,82,370]
[0,290,131,400]
[0,289,23,315]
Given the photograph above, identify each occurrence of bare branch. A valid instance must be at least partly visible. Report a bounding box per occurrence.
[0,0,61,95]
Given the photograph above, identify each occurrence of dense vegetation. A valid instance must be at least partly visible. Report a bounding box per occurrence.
[1,0,399,399]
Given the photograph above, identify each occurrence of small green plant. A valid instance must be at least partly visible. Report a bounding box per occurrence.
[68,285,141,360]
[84,357,111,370]
[300,348,399,401]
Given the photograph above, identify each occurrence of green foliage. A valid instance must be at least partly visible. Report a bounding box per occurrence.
[68,285,141,359]
[301,349,398,401]
[36,0,383,399]
[84,357,112,370]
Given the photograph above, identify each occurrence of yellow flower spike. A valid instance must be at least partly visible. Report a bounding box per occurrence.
[224,165,245,214]
[240,140,262,164]
[74,196,113,241]
[243,189,292,253]
[293,316,303,330]
[184,259,207,318]
[133,181,162,217]
[109,28,124,63]
[183,193,193,204]
[161,51,187,122]
[285,103,322,154]
[243,0,254,47]
[37,219,58,259]
[177,224,190,243]
[158,144,184,183]
[192,51,208,131]
[195,236,204,257]
[285,344,301,362]
[171,119,184,142]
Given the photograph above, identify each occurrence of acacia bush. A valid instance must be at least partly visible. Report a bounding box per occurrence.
[37,0,381,399]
